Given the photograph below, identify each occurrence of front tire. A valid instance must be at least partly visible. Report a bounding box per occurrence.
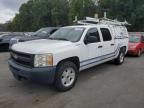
[114,50,125,65]
[55,61,78,92]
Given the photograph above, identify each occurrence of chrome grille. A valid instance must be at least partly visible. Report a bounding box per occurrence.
[11,50,34,67]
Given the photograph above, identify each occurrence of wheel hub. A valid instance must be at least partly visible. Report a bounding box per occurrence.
[61,67,75,87]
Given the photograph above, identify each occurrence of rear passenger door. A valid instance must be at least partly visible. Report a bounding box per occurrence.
[100,28,115,56]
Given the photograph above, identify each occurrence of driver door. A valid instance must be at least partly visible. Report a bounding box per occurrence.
[82,28,103,68]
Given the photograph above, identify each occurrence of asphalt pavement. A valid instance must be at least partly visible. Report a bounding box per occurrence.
[0,52,144,108]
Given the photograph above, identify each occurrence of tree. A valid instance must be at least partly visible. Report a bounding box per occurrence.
[8,0,144,32]
[9,0,69,31]
[9,0,34,31]
[69,0,96,23]
[97,0,144,31]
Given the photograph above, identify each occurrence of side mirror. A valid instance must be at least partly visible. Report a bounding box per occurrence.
[84,36,98,44]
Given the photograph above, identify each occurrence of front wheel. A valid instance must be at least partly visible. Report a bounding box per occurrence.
[114,50,125,65]
[55,61,78,92]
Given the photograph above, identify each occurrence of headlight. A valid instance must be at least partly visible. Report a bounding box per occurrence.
[11,38,19,43]
[34,54,53,67]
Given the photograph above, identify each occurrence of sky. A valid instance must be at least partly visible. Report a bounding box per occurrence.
[0,0,28,24]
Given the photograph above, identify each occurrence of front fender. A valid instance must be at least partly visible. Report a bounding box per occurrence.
[53,45,81,66]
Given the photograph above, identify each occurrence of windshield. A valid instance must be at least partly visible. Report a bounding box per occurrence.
[32,28,51,37]
[129,36,141,43]
[49,27,85,42]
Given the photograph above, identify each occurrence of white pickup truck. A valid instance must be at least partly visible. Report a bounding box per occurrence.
[8,19,129,91]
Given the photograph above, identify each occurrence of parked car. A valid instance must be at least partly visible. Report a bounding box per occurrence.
[10,27,59,47]
[8,18,129,91]
[127,33,144,56]
[0,33,4,35]
[0,33,25,51]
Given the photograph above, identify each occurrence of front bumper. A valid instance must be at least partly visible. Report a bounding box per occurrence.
[8,60,56,83]
[0,41,10,50]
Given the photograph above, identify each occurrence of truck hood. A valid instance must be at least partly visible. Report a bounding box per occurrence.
[12,39,73,54]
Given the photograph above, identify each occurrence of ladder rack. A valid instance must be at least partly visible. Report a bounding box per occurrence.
[77,17,130,26]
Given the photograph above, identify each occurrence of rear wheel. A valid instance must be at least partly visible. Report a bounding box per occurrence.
[55,61,78,91]
[114,50,125,65]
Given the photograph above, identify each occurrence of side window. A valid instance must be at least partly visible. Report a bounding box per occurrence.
[86,28,100,42]
[100,28,112,41]
[50,29,58,34]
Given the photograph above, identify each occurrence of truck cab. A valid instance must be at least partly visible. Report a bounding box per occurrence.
[8,18,129,91]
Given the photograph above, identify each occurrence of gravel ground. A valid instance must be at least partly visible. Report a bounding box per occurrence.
[0,52,144,108]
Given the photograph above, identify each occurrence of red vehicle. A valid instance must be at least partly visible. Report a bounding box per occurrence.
[128,33,144,56]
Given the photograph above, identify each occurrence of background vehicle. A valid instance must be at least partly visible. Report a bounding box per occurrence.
[10,27,59,47]
[0,33,25,51]
[128,32,144,56]
[8,17,129,91]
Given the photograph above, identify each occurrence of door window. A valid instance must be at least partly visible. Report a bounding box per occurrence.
[86,28,100,42]
[100,28,112,41]
[50,29,58,34]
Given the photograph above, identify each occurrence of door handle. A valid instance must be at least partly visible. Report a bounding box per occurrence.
[111,43,115,46]
[98,46,103,48]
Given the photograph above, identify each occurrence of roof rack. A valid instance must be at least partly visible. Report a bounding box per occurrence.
[77,17,131,26]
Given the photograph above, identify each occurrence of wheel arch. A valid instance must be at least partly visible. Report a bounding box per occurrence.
[120,46,127,54]
[56,56,80,70]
